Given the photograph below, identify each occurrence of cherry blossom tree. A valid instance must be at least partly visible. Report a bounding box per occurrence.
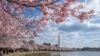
[0,0,94,48]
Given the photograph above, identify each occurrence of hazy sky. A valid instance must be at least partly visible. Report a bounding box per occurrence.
[34,0,100,48]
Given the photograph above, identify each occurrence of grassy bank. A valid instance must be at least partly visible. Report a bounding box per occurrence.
[4,51,51,56]
[4,51,72,56]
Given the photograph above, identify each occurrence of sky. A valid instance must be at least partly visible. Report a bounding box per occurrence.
[34,0,100,48]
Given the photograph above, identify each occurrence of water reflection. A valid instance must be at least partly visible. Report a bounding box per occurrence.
[50,52,61,56]
[51,52,100,56]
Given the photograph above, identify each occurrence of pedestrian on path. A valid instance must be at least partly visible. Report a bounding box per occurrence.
[0,51,3,56]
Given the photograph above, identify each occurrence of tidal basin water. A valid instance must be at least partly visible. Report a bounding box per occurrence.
[50,51,100,56]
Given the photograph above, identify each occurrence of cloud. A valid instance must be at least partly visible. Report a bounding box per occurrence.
[34,0,100,48]
[35,19,100,47]
[58,22,100,33]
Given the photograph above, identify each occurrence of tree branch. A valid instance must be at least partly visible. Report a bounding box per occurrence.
[6,0,60,7]
[2,8,24,25]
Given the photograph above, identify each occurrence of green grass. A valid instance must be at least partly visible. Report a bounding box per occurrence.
[4,51,50,56]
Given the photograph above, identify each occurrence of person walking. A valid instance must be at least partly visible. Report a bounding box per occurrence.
[0,51,3,56]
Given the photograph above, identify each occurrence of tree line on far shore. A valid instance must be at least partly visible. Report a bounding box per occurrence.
[76,47,100,51]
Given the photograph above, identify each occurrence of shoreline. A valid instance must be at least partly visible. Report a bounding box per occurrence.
[4,51,100,56]
[4,51,50,56]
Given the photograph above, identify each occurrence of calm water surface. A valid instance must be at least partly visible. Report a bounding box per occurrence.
[50,51,100,56]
